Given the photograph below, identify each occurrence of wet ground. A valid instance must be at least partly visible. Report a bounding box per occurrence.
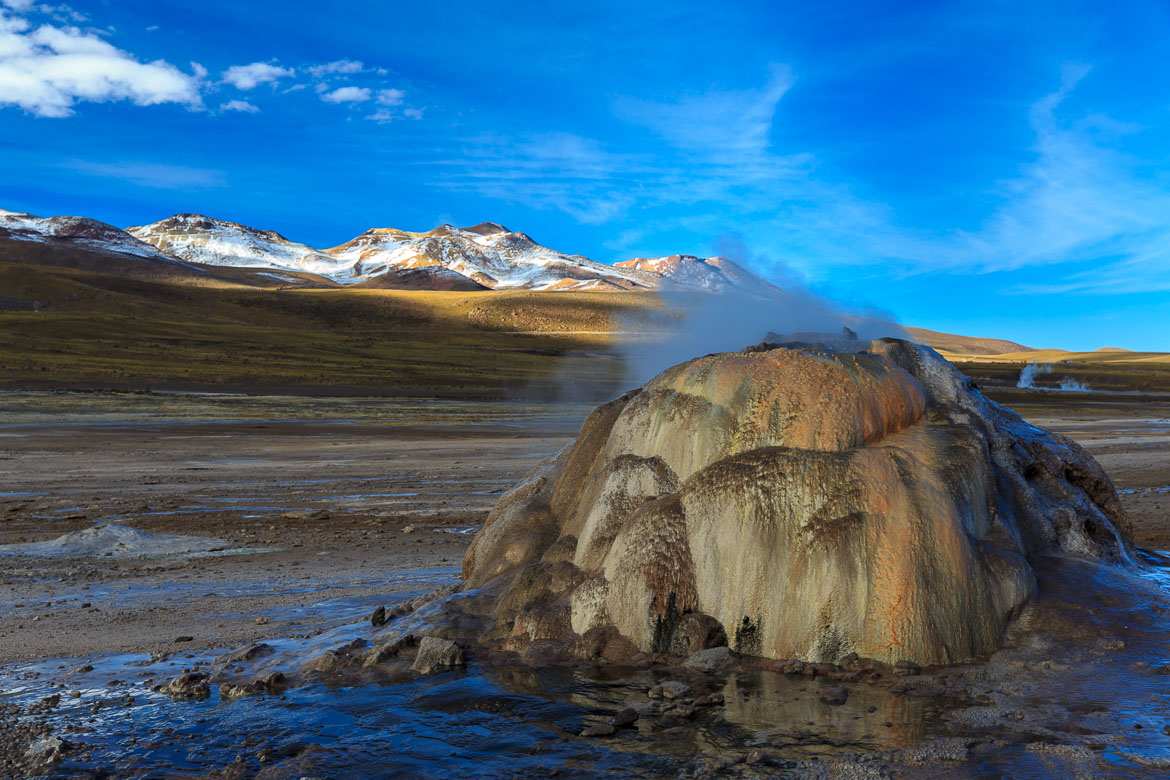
[2,389,1169,778]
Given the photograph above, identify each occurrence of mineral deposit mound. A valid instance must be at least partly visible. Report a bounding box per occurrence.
[460,339,1133,667]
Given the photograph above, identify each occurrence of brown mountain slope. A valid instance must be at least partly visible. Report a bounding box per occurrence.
[904,326,1033,355]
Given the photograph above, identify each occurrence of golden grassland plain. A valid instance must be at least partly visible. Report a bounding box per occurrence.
[4,259,1170,398]
[944,349,1170,395]
[0,263,665,398]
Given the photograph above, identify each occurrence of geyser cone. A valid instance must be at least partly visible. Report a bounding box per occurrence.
[460,339,1132,666]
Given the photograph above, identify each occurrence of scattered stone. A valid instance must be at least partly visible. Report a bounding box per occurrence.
[682,646,732,672]
[370,606,386,627]
[402,525,415,534]
[24,735,68,765]
[694,692,725,707]
[254,616,269,625]
[649,681,691,700]
[215,643,273,665]
[363,634,419,667]
[410,636,465,675]
[174,635,194,643]
[895,660,922,676]
[303,639,370,673]
[161,672,210,700]
[579,723,615,737]
[611,707,639,727]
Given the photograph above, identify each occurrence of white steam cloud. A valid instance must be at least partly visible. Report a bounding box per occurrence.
[615,243,907,389]
[1017,362,1090,392]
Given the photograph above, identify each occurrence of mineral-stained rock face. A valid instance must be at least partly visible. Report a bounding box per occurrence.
[461,339,1133,666]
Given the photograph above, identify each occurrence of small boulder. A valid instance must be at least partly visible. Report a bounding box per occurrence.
[363,633,419,667]
[370,606,386,627]
[611,707,639,728]
[215,643,273,665]
[24,736,68,765]
[895,660,922,676]
[580,723,615,737]
[410,636,465,675]
[649,680,691,700]
[161,672,210,700]
[683,646,733,672]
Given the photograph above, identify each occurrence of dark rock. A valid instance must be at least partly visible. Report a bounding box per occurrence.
[683,646,733,671]
[410,636,465,675]
[649,681,691,700]
[303,638,370,673]
[894,660,922,676]
[24,735,69,765]
[161,672,210,700]
[370,606,386,627]
[215,643,272,665]
[694,692,725,707]
[579,723,615,737]
[174,636,194,643]
[363,633,418,667]
[611,707,639,728]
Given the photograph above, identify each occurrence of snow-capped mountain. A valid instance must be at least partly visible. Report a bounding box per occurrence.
[5,207,785,296]
[127,214,351,279]
[0,209,189,264]
[614,255,782,296]
[325,222,656,291]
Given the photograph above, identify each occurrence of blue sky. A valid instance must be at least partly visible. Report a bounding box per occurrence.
[2,0,1170,350]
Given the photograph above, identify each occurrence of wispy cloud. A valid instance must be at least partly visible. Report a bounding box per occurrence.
[306,59,364,78]
[59,159,227,189]
[938,67,1170,290]
[0,7,202,117]
[221,61,293,90]
[615,64,794,159]
[420,67,821,232]
[320,85,370,103]
[219,98,258,114]
[424,132,646,224]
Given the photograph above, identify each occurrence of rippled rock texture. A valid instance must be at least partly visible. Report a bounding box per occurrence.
[461,339,1132,666]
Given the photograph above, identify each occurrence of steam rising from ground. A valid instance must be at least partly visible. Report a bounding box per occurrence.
[614,243,907,388]
[1017,362,1052,388]
[1017,362,1091,392]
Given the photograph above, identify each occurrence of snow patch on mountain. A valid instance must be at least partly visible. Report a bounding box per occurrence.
[0,209,188,264]
[128,214,357,280]
[326,223,657,291]
[615,255,782,296]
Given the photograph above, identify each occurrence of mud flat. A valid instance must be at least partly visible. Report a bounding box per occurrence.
[0,388,1168,778]
[0,393,588,664]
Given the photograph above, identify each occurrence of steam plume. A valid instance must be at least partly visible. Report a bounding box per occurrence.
[614,240,907,388]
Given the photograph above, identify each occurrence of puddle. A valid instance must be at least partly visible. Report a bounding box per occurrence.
[2,556,1169,777]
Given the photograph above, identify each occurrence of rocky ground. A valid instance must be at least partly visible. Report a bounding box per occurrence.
[0,388,1167,777]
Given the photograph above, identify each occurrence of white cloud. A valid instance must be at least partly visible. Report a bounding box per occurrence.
[221,61,292,90]
[403,107,423,120]
[376,87,404,105]
[307,59,363,78]
[220,98,257,113]
[190,61,206,79]
[615,64,795,161]
[320,85,370,103]
[0,10,202,117]
[60,159,226,189]
[366,108,394,124]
